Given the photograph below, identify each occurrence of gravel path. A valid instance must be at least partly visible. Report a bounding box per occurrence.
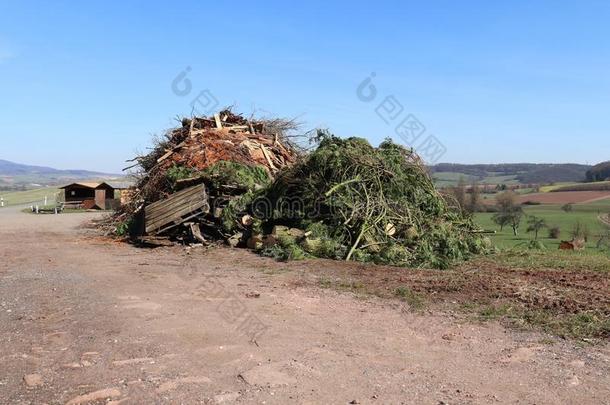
[0,208,609,404]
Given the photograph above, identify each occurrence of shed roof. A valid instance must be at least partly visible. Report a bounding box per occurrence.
[59,182,114,190]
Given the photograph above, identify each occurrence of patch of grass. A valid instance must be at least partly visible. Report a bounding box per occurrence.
[0,188,60,207]
[261,267,291,275]
[394,286,425,310]
[480,250,610,273]
[475,200,610,250]
[337,280,365,292]
[478,303,516,320]
[469,303,609,340]
[318,277,332,288]
[539,182,579,192]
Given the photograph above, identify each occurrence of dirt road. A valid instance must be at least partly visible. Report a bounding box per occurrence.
[0,208,609,404]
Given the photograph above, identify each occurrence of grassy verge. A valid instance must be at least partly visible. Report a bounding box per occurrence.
[0,188,60,207]
[284,247,610,341]
[21,207,108,214]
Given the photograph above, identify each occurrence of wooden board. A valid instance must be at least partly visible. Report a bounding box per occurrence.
[145,184,209,234]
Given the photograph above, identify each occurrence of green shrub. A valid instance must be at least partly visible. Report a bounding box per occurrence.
[548,226,561,239]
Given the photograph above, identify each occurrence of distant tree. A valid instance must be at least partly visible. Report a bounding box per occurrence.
[570,221,590,242]
[495,190,518,211]
[468,180,481,213]
[508,208,524,236]
[452,177,467,214]
[548,226,561,239]
[586,161,610,182]
[561,203,573,213]
[493,191,523,235]
[596,228,610,249]
[526,215,547,240]
[492,212,511,231]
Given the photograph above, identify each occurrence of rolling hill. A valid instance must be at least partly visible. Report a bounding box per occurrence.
[430,163,591,187]
[0,159,122,190]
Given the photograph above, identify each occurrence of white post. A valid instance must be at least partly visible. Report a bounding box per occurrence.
[0,197,4,207]
[44,196,48,206]
[35,205,39,214]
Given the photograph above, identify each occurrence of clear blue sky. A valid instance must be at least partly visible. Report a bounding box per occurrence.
[1,1,609,173]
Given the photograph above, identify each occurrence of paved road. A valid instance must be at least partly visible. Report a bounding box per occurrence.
[0,209,609,404]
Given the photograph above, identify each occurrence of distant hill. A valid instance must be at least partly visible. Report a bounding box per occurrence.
[586,161,610,182]
[430,163,591,187]
[0,159,122,191]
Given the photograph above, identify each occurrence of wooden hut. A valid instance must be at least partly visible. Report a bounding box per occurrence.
[59,182,122,210]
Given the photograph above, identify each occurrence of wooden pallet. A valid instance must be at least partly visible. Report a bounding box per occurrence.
[145,184,210,235]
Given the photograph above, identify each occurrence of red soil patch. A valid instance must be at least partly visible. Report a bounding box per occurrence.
[519,191,610,205]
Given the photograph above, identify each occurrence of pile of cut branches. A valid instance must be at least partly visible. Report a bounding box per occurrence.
[113,112,488,268]
[112,109,300,241]
[239,132,489,268]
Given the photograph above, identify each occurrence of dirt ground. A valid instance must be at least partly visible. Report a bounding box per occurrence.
[517,191,610,204]
[1,207,609,404]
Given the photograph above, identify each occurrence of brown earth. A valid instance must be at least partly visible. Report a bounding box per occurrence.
[518,191,610,204]
[1,207,609,404]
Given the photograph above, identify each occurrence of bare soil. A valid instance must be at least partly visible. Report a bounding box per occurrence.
[518,191,610,204]
[1,207,609,404]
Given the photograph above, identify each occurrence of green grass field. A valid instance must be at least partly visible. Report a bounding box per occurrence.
[538,182,579,192]
[475,199,610,250]
[432,172,521,187]
[0,188,60,207]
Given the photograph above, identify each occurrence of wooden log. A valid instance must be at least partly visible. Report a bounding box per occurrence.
[185,222,206,244]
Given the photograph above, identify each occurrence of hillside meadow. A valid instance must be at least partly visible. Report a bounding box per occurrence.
[474,198,610,250]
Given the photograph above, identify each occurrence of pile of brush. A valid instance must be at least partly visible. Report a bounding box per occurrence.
[235,131,489,268]
[114,111,488,268]
[114,109,300,243]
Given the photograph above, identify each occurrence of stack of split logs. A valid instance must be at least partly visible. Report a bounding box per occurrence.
[120,109,300,245]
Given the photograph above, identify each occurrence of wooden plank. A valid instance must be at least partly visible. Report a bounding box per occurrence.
[146,191,206,223]
[146,196,208,231]
[260,145,277,171]
[147,203,208,234]
[214,113,223,129]
[156,141,186,164]
[154,209,207,235]
[146,200,209,232]
[145,184,209,234]
[146,184,205,214]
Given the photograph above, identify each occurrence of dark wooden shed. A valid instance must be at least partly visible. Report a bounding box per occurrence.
[60,182,120,210]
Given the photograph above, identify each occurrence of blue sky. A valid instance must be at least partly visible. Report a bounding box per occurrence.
[1,1,609,173]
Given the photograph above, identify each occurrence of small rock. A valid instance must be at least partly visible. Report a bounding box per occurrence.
[65,388,121,405]
[62,362,83,369]
[214,392,241,403]
[246,292,261,298]
[112,357,154,366]
[23,374,43,387]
